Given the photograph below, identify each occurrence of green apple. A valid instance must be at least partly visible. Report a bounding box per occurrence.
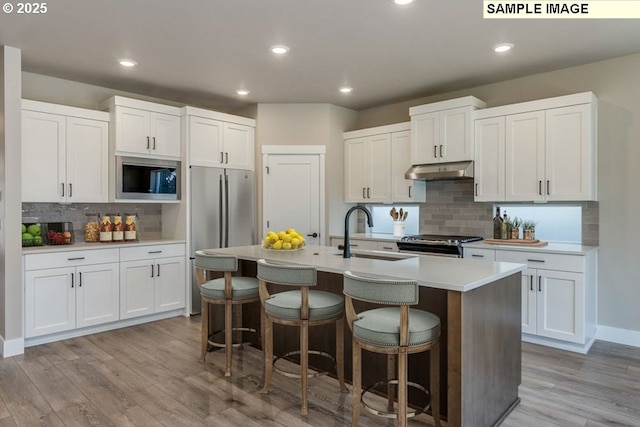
[21,224,26,233]
[27,224,41,236]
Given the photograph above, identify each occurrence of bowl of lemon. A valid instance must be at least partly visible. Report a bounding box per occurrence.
[262,228,306,250]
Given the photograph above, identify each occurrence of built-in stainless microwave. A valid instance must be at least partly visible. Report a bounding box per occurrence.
[116,156,180,201]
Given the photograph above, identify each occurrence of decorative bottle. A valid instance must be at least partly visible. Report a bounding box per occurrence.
[493,207,502,239]
[501,212,509,240]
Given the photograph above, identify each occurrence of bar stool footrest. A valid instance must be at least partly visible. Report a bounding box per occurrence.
[207,327,258,351]
[361,379,431,419]
[273,350,336,379]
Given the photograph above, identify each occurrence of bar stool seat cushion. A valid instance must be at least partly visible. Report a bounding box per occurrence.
[353,307,440,347]
[200,277,259,301]
[265,290,344,321]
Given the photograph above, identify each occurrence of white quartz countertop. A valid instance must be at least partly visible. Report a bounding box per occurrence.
[206,245,525,293]
[22,239,186,255]
[463,241,598,255]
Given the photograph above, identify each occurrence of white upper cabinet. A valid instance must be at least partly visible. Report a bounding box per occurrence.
[100,96,181,159]
[410,97,486,164]
[390,130,426,202]
[344,122,423,204]
[22,100,109,203]
[474,92,597,202]
[184,106,255,170]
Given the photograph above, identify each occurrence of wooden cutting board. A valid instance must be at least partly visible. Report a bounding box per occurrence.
[483,238,549,247]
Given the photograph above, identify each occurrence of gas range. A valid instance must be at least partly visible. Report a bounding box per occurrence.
[397,234,484,257]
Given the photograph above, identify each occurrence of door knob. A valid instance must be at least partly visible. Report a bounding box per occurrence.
[307,232,318,238]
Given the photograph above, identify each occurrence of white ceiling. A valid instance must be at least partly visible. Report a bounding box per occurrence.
[2,1,640,112]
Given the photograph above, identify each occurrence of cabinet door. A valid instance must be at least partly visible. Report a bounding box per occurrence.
[521,268,537,335]
[391,131,425,202]
[76,263,120,328]
[537,270,584,343]
[115,106,151,155]
[22,110,66,203]
[366,134,392,202]
[25,267,75,337]
[120,260,156,319]
[189,115,223,167]
[66,117,109,202]
[505,111,545,201]
[545,104,594,201]
[154,257,186,313]
[411,112,439,164]
[474,117,505,201]
[223,122,255,170]
[440,107,472,162]
[150,112,181,158]
[344,138,367,202]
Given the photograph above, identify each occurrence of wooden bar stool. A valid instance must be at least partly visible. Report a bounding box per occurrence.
[256,258,347,415]
[343,271,442,427]
[194,250,260,377]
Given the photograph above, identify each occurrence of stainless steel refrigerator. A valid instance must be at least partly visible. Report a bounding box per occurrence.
[190,166,255,313]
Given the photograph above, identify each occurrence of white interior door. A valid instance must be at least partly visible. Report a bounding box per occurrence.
[262,149,324,245]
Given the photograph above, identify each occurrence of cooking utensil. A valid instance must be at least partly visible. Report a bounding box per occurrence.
[399,208,404,220]
[403,211,408,221]
[390,207,396,219]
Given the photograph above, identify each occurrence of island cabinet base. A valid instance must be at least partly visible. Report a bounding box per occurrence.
[447,273,522,427]
[235,260,521,427]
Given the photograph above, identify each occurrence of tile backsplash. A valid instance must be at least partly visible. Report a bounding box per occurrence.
[22,203,163,241]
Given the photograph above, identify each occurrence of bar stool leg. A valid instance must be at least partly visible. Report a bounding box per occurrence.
[352,341,362,427]
[431,341,442,427]
[224,299,233,377]
[200,298,209,362]
[387,354,395,412]
[260,315,273,394]
[398,350,408,427]
[336,317,347,392]
[300,319,309,415]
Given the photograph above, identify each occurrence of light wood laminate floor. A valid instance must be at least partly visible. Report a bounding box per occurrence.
[1,316,639,426]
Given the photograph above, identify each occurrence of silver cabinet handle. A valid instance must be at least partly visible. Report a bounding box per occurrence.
[472,254,484,258]
[475,183,479,197]
[157,264,160,277]
[225,152,229,164]
[538,276,542,292]
[408,185,412,198]
[67,257,85,261]
[79,272,82,287]
[527,259,545,263]
[151,265,154,278]
[146,136,150,149]
[362,187,366,199]
[530,275,534,291]
[538,180,542,195]
[366,187,370,198]
[71,272,74,288]
[152,137,156,150]
[61,183,65,197]
[382,246,394,250]
[433,145,437,158]
[439,144,443,158]
[547,180,550,195]
[69,183,72,198]
[148,250,162,254]
[220,152,224,163]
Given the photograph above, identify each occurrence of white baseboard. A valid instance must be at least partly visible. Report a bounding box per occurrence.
[1,336,25,357]
[596,325,640,348]
[522,334,595,354]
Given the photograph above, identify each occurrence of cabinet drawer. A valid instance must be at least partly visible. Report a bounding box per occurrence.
[495,250,584,272]
[25,248,119,271]
[464,248,496,261]
[377,241,398,252]
[349,239,378,250]
[120,243,186,261]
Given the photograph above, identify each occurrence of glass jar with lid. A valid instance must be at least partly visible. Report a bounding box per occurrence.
[124,213,138,241]
[112,214,124,242]
[99,215,113,242]
[84,212,100,242]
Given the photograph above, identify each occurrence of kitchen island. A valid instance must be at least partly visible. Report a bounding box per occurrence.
[206,244,525,427]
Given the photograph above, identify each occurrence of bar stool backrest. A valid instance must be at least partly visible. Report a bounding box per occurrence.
[257,259,317,287]
[195,250,238,272]
[343,271,418,305]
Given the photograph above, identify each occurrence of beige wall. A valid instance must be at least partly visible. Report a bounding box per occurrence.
[357,52,640,334]
[254,104,358,241]
[1,46,23,355]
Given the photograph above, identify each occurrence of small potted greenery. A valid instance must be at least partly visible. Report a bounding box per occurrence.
[522,220,537,240]
[508,217,522,240]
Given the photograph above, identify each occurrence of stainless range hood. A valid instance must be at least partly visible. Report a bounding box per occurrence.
[404,161,474,181]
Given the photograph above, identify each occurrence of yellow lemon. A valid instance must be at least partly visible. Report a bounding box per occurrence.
[291,237,300,247]
[286,228,296,234]
[272,240,283,250]
[282,234,292,243]
[282,242,292,250]
[277,231,286,239]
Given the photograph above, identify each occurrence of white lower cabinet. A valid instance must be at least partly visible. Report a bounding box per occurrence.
[120,244,186,320]
[24,249,119,338]
[464,245,597,352]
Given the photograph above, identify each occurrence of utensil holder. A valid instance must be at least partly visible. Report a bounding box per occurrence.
[393,221,405,237]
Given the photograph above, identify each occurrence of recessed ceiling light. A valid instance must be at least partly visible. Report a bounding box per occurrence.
[118,59,137,67]
[493,43,514,53]
[236,89,250,96]
[270,45,290,55]
[339,86,353,94]
[393,0,414,5]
